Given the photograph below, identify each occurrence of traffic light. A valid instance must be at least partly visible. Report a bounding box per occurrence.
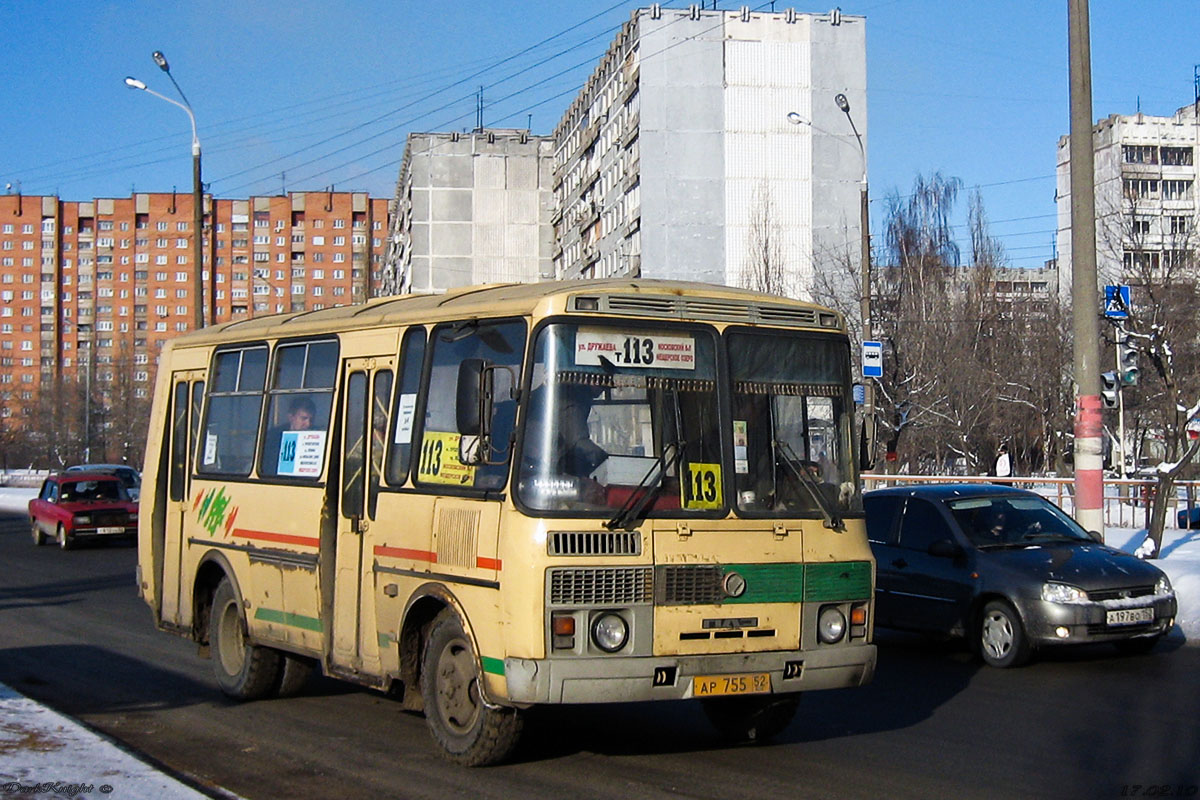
[1119,340,1139,386]
[1100,371,1119,409]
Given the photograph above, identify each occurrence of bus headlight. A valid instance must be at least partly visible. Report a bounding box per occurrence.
[591,613,629,653]
[817,606,847,644]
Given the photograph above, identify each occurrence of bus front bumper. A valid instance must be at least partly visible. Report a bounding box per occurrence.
[502,644,876,705]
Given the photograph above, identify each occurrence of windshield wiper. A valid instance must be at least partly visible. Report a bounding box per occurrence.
[776,440,844,531]
[604,440,684,532]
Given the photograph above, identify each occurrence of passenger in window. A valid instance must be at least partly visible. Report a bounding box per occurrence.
[262,396,317,476]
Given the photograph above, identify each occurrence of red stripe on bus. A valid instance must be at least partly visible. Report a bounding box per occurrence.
[476,557,502,570]
[374,546,437,562]
[233,529,321,548]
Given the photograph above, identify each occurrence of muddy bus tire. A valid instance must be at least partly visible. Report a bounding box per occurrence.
[420,610,523,766]
[210,578,281,700]
[274,653,314,697]
[701,694,801,744]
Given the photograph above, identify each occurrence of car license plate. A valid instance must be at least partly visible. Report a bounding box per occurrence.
[1106,607,1153,626]
[97,526,125,535]
[692,672,771,697]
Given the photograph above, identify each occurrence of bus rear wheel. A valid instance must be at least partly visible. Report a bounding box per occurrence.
[420,609,523,766]
[701,694,800,744]
[210,578,281,700]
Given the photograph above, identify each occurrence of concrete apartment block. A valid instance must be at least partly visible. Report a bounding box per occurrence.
[383,130,556,294]
[1056,103,1199,296]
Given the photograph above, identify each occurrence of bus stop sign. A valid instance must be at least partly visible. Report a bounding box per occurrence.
[862,341,883,378]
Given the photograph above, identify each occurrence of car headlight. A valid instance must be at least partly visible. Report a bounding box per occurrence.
[591,613,629,653]
[817,606,847,644]
[1156,575,1173,595]
[73,514,91,524]
[1042,582,1087,604]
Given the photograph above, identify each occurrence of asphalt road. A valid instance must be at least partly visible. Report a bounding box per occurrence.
[1,509,1198,800]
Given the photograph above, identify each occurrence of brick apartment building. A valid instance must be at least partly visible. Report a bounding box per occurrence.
[0,190,388,421]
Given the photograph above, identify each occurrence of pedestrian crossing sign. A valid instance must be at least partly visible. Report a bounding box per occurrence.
[1104,285,1130,319]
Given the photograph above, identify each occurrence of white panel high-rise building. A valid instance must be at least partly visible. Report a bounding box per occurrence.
[552,6,867,300]
[1056,103,1199,297]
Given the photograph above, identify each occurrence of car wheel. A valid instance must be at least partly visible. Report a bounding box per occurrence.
[420,609,523,766]
[977,600,1031,668]
[701,694,801,744]
[209,578,281,700]
[31,522,46,546]
[1113,635,1162,656]
[57,524,72,551]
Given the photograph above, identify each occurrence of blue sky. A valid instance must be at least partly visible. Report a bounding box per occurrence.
[2,1,1197,269]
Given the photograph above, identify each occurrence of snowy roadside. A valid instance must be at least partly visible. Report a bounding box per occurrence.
[0,682,229,799]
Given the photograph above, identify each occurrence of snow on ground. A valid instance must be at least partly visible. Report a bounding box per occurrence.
[0,682,221,799]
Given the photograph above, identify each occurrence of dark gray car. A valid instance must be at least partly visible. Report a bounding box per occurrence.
[864,484,1177,667]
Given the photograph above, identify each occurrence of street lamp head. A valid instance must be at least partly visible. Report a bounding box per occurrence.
[124,77,147,90]
[786,111,810,127]
[152,50,170,72]
[835,93,851,114]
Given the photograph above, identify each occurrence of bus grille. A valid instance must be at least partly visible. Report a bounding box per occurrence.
[547,531,641,557]
[657,564,724,605]
[548,567,653,606]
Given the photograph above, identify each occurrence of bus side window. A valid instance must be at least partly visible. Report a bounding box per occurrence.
[369,370,392,517]
[418,319,525,492]
[199,347,267,476]
[169,381,189,502]
[385,327,426,486]
[259,339,339,479]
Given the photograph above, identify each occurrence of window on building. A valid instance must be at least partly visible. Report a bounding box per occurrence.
[1161,146,1193,166]
[1163,180,1193,201]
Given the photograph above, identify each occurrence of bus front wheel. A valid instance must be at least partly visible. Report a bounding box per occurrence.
[210,578,281,700]
[701,694,800,744]
[420,609,523,766]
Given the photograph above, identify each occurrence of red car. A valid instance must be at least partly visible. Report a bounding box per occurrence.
[29,473,138,550]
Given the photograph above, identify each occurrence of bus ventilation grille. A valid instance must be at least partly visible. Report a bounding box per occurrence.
[657,564,724,605]
[548,567,653,606]
[583,295,821,326]
[547,531,642,557]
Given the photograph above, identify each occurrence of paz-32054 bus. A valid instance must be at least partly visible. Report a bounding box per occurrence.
[138,280,875,765]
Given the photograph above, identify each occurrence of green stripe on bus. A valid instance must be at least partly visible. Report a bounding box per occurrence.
[254,607,324,632]
[802,561,872,602]
[480,656,505,676]
[722,563,806,604]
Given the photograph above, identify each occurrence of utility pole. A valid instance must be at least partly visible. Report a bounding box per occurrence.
[1068,0,1105,534]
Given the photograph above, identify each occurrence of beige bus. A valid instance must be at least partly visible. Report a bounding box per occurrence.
[138,279,876,765]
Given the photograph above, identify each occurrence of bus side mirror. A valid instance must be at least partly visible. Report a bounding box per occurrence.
[457,357,492,444]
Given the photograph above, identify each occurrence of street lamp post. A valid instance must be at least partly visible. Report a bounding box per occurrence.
[834,93,874,471]
[125,51,205,329]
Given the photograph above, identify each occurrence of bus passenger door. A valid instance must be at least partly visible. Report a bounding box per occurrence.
[162,371,205,625]
[332,358,393,676]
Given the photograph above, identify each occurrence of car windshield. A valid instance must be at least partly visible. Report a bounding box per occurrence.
[948,495,1093,548]
[60,480,126,503]
[517,322,721,518]
[727,330,860,518]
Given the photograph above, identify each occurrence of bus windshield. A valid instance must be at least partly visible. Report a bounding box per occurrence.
[727,329,860,518]
[517,322,722,517]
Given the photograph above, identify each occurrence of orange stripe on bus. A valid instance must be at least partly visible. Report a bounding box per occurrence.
[374,546,437,562]
[233,529,321,548]
[476,557,502,570]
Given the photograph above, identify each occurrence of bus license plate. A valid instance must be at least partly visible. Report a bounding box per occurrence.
[97,526,125,535]
[693,672,771,697]
[1107,607,1153,626]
